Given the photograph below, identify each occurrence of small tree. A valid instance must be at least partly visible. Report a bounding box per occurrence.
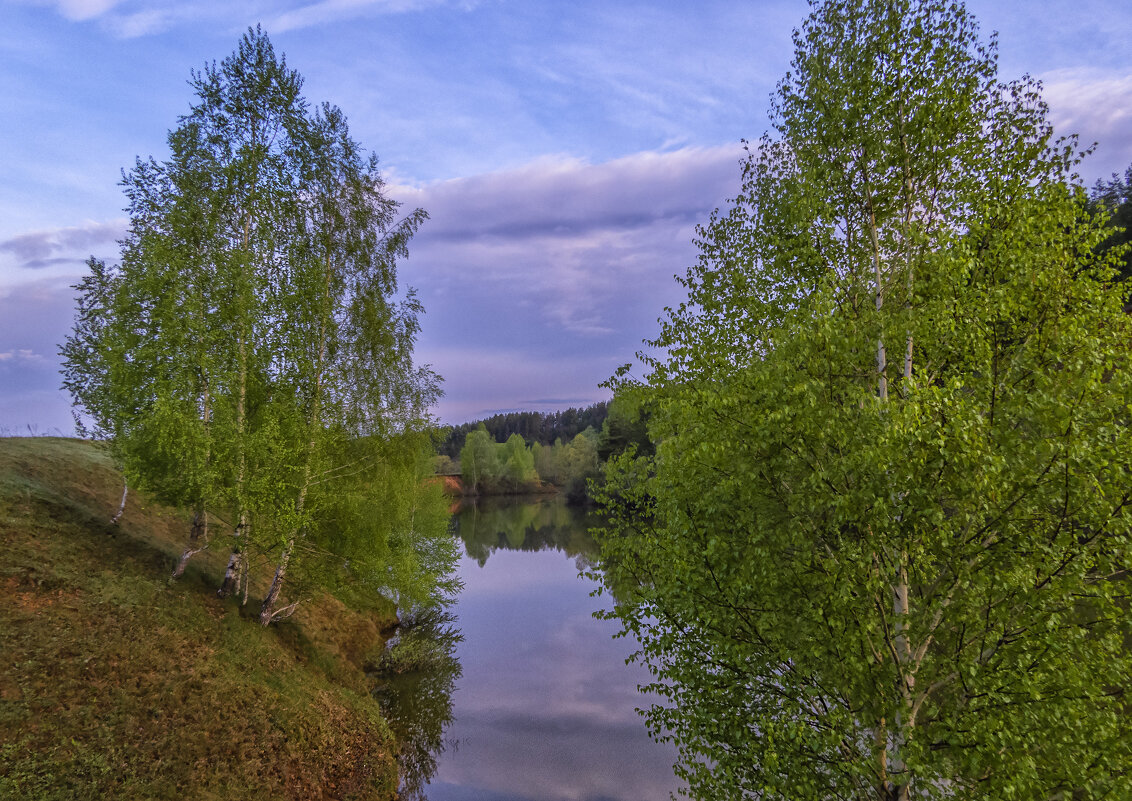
[501,433,537,486]
[560,430,600,503]
[459,426,496,493]
[597,2,1132,799]
[533,438,564,485]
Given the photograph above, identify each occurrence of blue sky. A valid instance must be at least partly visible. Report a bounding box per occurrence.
[2,0,1131,432]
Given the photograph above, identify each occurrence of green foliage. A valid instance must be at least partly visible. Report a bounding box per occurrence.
[596,2,1132,799]
[303,431,460,612]
[433,454,459,476]
[597,392,654,461]
[502,433,538,483]
[60,27,452,620]
[454,424,602,502]
[1088,164,1132,282]
[558,430,600,503]
[527,429,602,502]
[459,425,498,493]
[443,404,634,504]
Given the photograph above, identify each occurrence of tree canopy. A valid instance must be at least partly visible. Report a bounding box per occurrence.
[61,27,456,623]
[596,2,1132,799]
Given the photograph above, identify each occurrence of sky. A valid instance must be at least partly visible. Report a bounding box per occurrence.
[2,0,1131,433]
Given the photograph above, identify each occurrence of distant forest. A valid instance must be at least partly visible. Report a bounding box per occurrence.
[437,402,610,457]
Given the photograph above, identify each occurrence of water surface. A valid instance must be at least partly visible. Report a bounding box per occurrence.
[384,495,681,801]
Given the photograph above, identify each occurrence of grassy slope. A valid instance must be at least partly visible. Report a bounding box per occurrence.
[0,437,401,800]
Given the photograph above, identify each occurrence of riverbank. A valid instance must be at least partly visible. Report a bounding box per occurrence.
[0,437,402,800]
[436,473,560,499]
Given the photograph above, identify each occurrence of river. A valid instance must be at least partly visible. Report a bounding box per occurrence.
[375,494,682,801]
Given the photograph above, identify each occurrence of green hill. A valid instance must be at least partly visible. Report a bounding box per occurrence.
[0,437,402,800]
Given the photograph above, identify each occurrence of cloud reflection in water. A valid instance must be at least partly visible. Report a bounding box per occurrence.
[429,499,680,801]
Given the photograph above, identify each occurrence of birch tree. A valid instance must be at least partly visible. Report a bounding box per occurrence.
[596,2,1132,799]
[62,27,454,623]
[257,99,441,624]
[62,138,231,575]
[460,427,496,493]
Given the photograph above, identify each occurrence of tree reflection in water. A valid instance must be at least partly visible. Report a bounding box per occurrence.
[375,497,656,796]
[454,495,600,569]
[371,607,463,800]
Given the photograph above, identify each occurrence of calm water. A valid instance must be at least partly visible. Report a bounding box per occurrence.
[376,495,681,801]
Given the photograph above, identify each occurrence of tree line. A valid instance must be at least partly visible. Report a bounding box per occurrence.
[453,425,598,503]
[438,397,653,503]
[61,28,457,626]
[436,403,610,457]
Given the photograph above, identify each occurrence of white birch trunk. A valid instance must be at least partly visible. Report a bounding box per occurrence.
[220,251,251,599]
[260,251,330,624]
[218,513,247,598]
[109,482,128,524]
[173,377,211,580]
[173,504,209,579]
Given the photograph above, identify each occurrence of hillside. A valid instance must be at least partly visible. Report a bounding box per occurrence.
[0,437,403,800]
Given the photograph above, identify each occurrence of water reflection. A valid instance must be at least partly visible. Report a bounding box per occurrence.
[455,495,600,569]
[381,494,680,801]
[371,608,463,800]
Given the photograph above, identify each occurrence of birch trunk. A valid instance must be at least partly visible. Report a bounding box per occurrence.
[259,462,310,623]
[219,213,253,599]
[889,561,914,801]
[893,102,917,801]
[875,717,888,801]
[259,536,295,624]
[174,376,211,579]
[109,482,128,524]
[217,512,247,598]
[863,170,887,402]
[173,503,209,579]
[259,251,331,624]
[216,354,248,599]
[864,166,917,799]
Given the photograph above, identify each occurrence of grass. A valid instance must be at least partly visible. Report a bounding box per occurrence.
[0,437,402,800]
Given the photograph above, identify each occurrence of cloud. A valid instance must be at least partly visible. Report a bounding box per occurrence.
[0,277,79,433]
[518,398,594,407]
[269,0,472,33]
[502,3,796,151]
[0,278,76,359]
[418,345,616,424]
[51,0,123,21]
[393,144,741,337]
[0,148,744,429]
[385,146,744,423]
[105,8,172,38]
[15,0,482,39]
[392,145,743,242]
[0,349,45,363]
[0,219,126,268]
[1041,69,1132,178]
